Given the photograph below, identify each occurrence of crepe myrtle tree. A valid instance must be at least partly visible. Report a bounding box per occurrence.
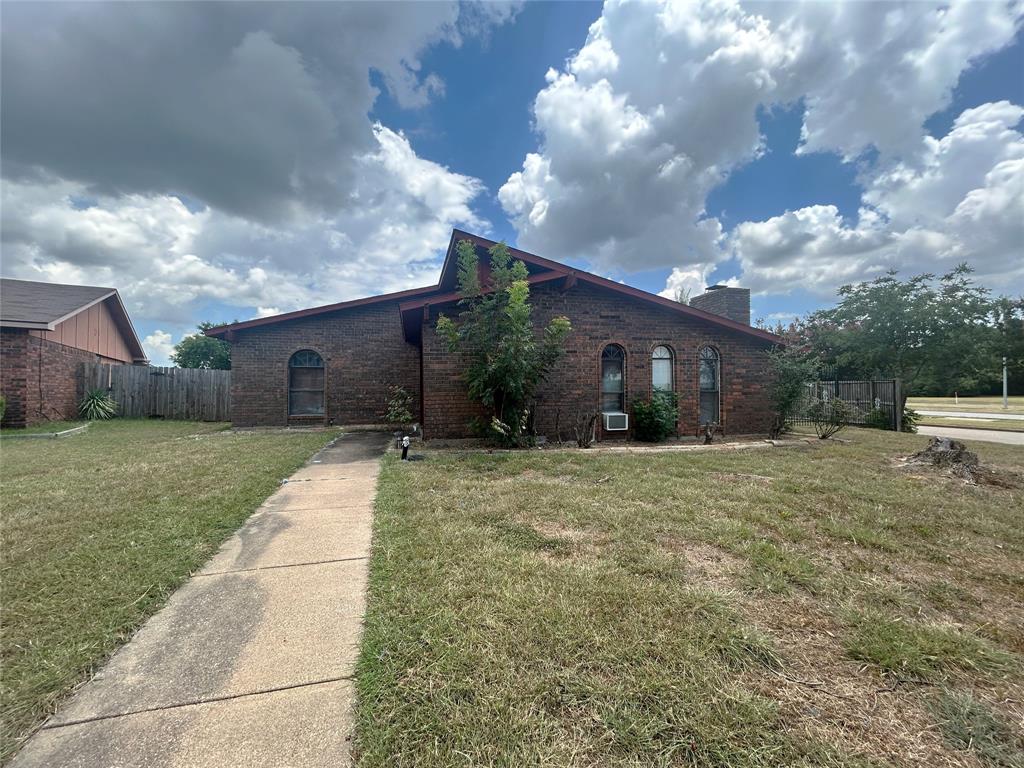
[436,239,571,446]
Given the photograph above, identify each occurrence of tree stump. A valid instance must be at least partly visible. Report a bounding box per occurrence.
[906,437,980,482]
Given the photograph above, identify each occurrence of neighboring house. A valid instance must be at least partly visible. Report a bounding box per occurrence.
[0,278,147,428]
[206,230,780,439]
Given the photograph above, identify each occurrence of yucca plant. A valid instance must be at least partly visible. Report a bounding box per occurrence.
[79,388,118,420]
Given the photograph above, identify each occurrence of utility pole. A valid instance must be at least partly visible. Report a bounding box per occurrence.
[1004,357,1009,409]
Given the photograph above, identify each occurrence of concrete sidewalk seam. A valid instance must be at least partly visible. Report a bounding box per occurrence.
[260,504,373,513]
[195,555,369,577]
[40,675,356,731]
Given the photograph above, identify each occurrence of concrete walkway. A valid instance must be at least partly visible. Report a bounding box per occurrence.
[918,425,1024,446]
[916,409,1024,421]
[11,431,391,768]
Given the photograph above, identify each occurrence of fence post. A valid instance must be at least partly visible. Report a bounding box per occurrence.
[894,379,902,432]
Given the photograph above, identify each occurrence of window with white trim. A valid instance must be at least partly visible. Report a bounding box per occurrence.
[652,345,673,394]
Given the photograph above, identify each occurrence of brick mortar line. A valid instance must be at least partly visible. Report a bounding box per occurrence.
[41,675,356,731]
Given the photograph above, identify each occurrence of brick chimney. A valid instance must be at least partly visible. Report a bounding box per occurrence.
[689,285,750,325]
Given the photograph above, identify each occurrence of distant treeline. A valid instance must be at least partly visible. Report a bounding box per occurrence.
[757,265,1023,397]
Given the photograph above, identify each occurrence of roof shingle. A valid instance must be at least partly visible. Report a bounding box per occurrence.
[0,278,115,327]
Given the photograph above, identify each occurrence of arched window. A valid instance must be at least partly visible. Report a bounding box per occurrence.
[699,346,720,425]
[601,344,625,413]
[652,345,673,394]
[289,350,324,416]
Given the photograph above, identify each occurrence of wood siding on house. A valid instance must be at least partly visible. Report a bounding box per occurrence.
[28,299,135,364]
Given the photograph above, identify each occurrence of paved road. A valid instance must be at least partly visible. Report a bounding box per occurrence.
[916,409,1024,421]
[12,431,391,768]
[917,425,1024,446]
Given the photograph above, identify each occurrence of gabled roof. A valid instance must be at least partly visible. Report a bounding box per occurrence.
[205,230,781,345]
[0,277,148,360]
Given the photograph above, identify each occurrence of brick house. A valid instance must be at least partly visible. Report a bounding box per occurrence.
[207,230,781,439]
[1,278,148,428]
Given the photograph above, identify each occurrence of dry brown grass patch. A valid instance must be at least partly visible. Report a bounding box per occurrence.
[710,471,775,486]
[658,537,742,589]
[741,594,978,768]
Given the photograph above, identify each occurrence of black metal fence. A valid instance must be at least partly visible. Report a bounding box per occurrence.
[790,378,903,431]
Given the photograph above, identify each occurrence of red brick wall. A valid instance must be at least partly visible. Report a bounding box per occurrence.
[422,280,775,439]
[1,329,30,427]
[228,300,421,427]
[223,282,775,437]
[1,329,112,427]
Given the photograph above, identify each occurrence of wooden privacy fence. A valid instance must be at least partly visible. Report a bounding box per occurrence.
[79,364,231,421]
[791,379,903,431]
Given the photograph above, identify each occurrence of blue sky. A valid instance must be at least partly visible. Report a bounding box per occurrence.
[372,3,1023,324]
[1,1,1022,363]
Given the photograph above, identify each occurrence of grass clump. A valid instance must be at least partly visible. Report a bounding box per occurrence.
[844,611,1015,680]
[930,690,1024,766]
[738,539,817,594]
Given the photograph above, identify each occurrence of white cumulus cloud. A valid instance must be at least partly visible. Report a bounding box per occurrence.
[733,101,1024,295]
[142,330,175,367]
[500,0,1023,298]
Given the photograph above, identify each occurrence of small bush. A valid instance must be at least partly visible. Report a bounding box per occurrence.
[632,392,678,442]
[864,407,891,430]
[571,411,597,448]
[902,405,920,433]
[808,398,851,439]
[79,388,117,420]
[384,385,414,424]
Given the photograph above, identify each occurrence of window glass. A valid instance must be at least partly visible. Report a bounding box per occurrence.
[652,345,673,392]
[699,347,720,424]
[601,345,625,413]
[289,350,324,416]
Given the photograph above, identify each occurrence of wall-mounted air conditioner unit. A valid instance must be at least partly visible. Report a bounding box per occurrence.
[602,412,628,431]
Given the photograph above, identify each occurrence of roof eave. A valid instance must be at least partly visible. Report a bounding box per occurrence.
[204,283,443,338]
[0,320,56,330]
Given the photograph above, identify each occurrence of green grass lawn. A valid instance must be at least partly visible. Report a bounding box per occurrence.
[357,429,1024,768]
[0,420,338,762]
[908,396,1024,415]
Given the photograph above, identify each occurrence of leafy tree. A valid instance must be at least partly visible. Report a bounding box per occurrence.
[171,322,231,370]
[986,296,1024,396]
[436,239,571,446]
[766,346,819,438]
[802,265,994,402]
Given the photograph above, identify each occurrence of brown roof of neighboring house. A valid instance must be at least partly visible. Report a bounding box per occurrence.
[0,277,148,360]
[205,229,781,345]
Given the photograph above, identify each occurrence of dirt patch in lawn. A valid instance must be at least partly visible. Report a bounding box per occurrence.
[709,472,775,486]
[659,537,743,589]
[527,520,608,561]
